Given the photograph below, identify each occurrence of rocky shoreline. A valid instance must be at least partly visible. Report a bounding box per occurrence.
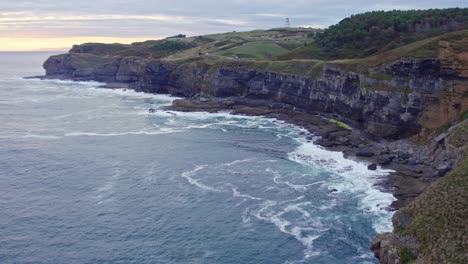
[28,73,455,209]
[166,95,458,209]
[30,49,466,210]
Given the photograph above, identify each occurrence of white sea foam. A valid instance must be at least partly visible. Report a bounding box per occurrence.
[185,122,236,130]
[152,109,272,123]
[223,158,256,167]
[38,79,105,87]
[52,105,115,119]
[241,207,253,225]
[82,88,178,102]
[21,134,62,140]
[232,187,263,200]
[288,139,396,233]
[38,77,395,250]
[64,128,184,137]
[95,165,122,204]
[38,79,178,102]
[254,199,323,260]
[270,168,326,192]
[181,165,221,192]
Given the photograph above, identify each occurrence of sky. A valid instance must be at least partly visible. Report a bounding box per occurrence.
[0,0,466,51]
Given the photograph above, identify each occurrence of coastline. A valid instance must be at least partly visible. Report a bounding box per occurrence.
[27,75,445,209]
[167,95,442,210]
[22,18,468,263]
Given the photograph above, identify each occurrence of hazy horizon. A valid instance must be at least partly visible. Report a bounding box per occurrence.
[0,0,466,51]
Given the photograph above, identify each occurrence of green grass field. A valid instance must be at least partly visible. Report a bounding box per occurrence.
[214,41,290,59]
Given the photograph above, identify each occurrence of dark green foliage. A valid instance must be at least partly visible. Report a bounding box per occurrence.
[461,111,468,121]
[314,8,468,58]
[168,34,186,38]
[214,41,229,47]
[394,226,406,234]
[399,247,417,264]
[151,40,192,51]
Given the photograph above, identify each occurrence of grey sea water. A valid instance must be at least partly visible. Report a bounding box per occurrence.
[0,52,395,264]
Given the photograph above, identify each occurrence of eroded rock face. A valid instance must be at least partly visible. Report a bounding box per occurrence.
[43,54,79,76]
[371,233,402,264]
[41,53,466,139]
[43,53,120,82]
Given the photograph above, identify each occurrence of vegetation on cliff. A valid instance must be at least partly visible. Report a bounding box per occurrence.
[283,8,468,60]
[391,121,468,263]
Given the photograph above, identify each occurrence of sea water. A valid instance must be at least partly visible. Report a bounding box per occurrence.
[0,52,395,264]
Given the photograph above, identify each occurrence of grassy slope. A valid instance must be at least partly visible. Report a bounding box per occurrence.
[162,29,466,86]
[275,41,336,61]
[216,30,467,78]
[164,28,317,60]
[277,29,468,63]
[214,41,289,59]
[399,135,467,263]
[333,30,468,68]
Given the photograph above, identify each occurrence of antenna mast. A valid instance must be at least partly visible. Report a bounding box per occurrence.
[285,17,290,28]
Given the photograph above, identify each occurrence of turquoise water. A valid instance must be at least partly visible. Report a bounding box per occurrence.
[0,52,394,263]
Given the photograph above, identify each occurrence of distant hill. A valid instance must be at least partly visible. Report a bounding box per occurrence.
[68,28,320,61]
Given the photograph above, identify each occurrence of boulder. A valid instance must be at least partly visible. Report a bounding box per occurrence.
[398,152,411,160]
[370,233,403,264]
[316,138,333,147]
[392,211,414,230]
[368,163,377,170]
[377,155,392,165]
[437,164,452,176]
[357,149,375,157]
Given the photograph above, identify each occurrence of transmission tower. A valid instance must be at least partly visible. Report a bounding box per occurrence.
[285,17,290,28]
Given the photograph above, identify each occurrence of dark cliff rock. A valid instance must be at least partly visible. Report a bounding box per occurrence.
[43,53,120,82]
[42,52,466,140]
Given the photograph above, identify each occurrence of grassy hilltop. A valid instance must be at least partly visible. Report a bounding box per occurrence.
[69,8,468,80]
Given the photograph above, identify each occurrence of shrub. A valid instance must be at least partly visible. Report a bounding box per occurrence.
[151,40,191,51]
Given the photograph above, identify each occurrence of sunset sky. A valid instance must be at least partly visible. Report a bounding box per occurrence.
[1,0,466,51]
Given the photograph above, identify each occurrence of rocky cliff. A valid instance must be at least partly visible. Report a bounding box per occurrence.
[42,52,467,141]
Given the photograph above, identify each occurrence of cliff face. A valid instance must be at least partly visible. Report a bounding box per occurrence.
[42,52,467,140]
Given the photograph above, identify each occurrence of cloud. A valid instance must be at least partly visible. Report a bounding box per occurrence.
[0,0,466,50]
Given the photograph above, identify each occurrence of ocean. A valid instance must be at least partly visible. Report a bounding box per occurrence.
[0,52,395,264]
